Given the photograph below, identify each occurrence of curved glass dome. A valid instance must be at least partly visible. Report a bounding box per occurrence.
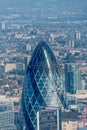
[22,41,64,130]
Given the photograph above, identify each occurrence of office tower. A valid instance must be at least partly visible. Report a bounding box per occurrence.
[21,41,65,130]
[65,64,70,93]
[26,44,32,52]
[37,107,62,130]
[65,64,81,94]
[0,96,17,130]
[75,31,80,40]
[24,56,31,71]
[2,21,6,30]
[69,40,74,48]
[0,64,5,75]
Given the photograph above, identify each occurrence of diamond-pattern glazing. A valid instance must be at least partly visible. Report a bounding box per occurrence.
[22,42,65,130]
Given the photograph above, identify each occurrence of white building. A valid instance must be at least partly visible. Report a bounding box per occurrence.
[2,21,6,30]
[26,44,31,51]
[0,96,17,130]
[75,31,81,40]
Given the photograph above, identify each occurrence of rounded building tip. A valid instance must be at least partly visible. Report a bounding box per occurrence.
[35,41,49,50]
[39,40,47,45]
[29,41,57,69]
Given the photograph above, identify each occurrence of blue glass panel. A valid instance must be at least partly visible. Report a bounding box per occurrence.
[34,102,39,112]
[28,103,32,113]
[31,95,36,106]
[34,88,40,98]
[21,42,65,130]
[30,110,36,121]
[32,80,37,90]
[38,95,45,106]
[38,80,44,90]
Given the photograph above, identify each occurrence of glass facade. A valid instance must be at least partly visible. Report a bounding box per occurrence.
[0,96,17,130]
[21,42,64,130]
[65,64,81,94]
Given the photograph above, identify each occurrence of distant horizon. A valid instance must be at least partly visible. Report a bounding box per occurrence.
[0,0,87,11]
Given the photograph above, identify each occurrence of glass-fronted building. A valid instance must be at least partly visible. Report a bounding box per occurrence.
[21,42,65,130]
[65,64,81,94]
[0,96,17,130]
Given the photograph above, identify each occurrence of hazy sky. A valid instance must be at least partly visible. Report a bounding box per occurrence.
[0,0,87,11]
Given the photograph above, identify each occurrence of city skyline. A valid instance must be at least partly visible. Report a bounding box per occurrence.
[0,0,87,130]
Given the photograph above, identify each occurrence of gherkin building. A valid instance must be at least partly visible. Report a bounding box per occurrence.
[21,42,65,130]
